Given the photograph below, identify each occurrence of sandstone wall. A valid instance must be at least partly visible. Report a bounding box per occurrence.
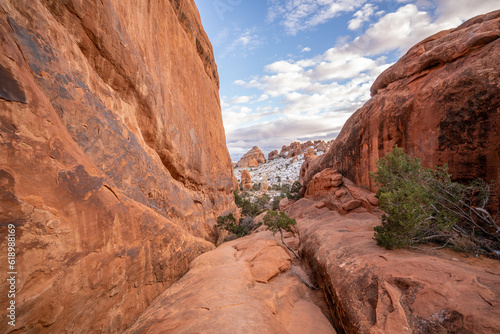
[0,0,235,332]
[302,10,500,192]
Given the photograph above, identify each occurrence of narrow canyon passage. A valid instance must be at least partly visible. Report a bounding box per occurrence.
[125,230,336,334]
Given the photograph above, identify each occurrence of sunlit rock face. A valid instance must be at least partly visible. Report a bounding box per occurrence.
[302,10,500,193]
[0,0,236,332]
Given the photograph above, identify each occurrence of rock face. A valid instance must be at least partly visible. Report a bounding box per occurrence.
[286,199,500,333]
[268,149,279,160]
[241,170,253,190]
[302,11,500,192]
[125,231,336,334]
[0,0,235,332]
[236,146,266,168]
[303,168,378,214]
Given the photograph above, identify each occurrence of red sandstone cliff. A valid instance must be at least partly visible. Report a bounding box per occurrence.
[301,10,500,193]
[0,0,235,332]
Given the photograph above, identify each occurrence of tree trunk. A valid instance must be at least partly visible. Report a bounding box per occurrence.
[280,228,300,260]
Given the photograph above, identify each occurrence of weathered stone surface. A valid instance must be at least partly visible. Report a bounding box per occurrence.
[236,146,266,168]
[287,198,500,334]
[124,232,335,334]
[241,169,252,190]
[367,194,380,206]
[305,168,343,199]
[0,0,235,332]
[268,149,279,160]
[341,199,362,211]
[301,11,500,193]
[288,142,303,158]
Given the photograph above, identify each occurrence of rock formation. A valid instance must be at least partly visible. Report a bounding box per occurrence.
[314,140,327,152]
[261,174,269,192]
[125,231,335,334]
[285,199,500,333]
[241,170,252,190]
[301,10,500,192]
[268,149,279,160]
[0,0,235,332]
[303,169,378,214]
[236,146,266,168]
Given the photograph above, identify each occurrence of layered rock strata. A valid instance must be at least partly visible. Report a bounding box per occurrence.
[0,0,235,332]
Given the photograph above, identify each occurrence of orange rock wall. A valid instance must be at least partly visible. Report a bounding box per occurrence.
[302,11,500,192]
[0,0,235,332]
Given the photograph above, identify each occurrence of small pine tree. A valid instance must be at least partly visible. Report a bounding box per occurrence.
[263,210,299,259]
[371,146,499,256]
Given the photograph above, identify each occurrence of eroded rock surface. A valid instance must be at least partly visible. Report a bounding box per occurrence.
[286,199,500,333]
[0,0,235,332]
[241,169,252,190]
[301,11,500,192]
[236,146,266,168]
[125,232,336,334]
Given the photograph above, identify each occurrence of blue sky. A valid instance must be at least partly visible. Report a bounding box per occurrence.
[193,0,499,161]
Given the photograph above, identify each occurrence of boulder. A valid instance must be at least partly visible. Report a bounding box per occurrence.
[0,0,236,332]
[305,168,343,199]
[241,170,252,190]
[341,200,362,211]
[237,146,266,168]
[268,149,279,160]
[367,194,380,206]
[301,11,500,193]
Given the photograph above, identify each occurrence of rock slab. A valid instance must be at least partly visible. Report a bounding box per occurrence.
[125,232,336,334]
[287,198,500,334]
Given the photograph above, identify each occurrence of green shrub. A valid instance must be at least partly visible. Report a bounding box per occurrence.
[216,213,247,238]
[255,193,271,210]
[263,210,299,259]
[372,146,499,257]
[288,181,303,200]
[272,193,285,210]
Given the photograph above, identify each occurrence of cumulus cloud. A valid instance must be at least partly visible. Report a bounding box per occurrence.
[224,0,500,159]
[348,3,377,30]
[267,0,367,35]
[302,47,312,52]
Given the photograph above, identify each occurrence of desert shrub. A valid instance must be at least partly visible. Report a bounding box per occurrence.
[234,190,264,217]
[255,193,271,210]
[252,183,261,191]
[263,210,299,259]
[288,181,303,200]
[272,193,286,210]
[372,146,499,257]
[216,213,248,238]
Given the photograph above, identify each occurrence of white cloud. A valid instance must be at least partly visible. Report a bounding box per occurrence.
[229,95,252,104]
[267,0,367,35]
[302,47,312,52]
[435,0,500,24]
[348,3,376,30]
[224,0,500,159]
